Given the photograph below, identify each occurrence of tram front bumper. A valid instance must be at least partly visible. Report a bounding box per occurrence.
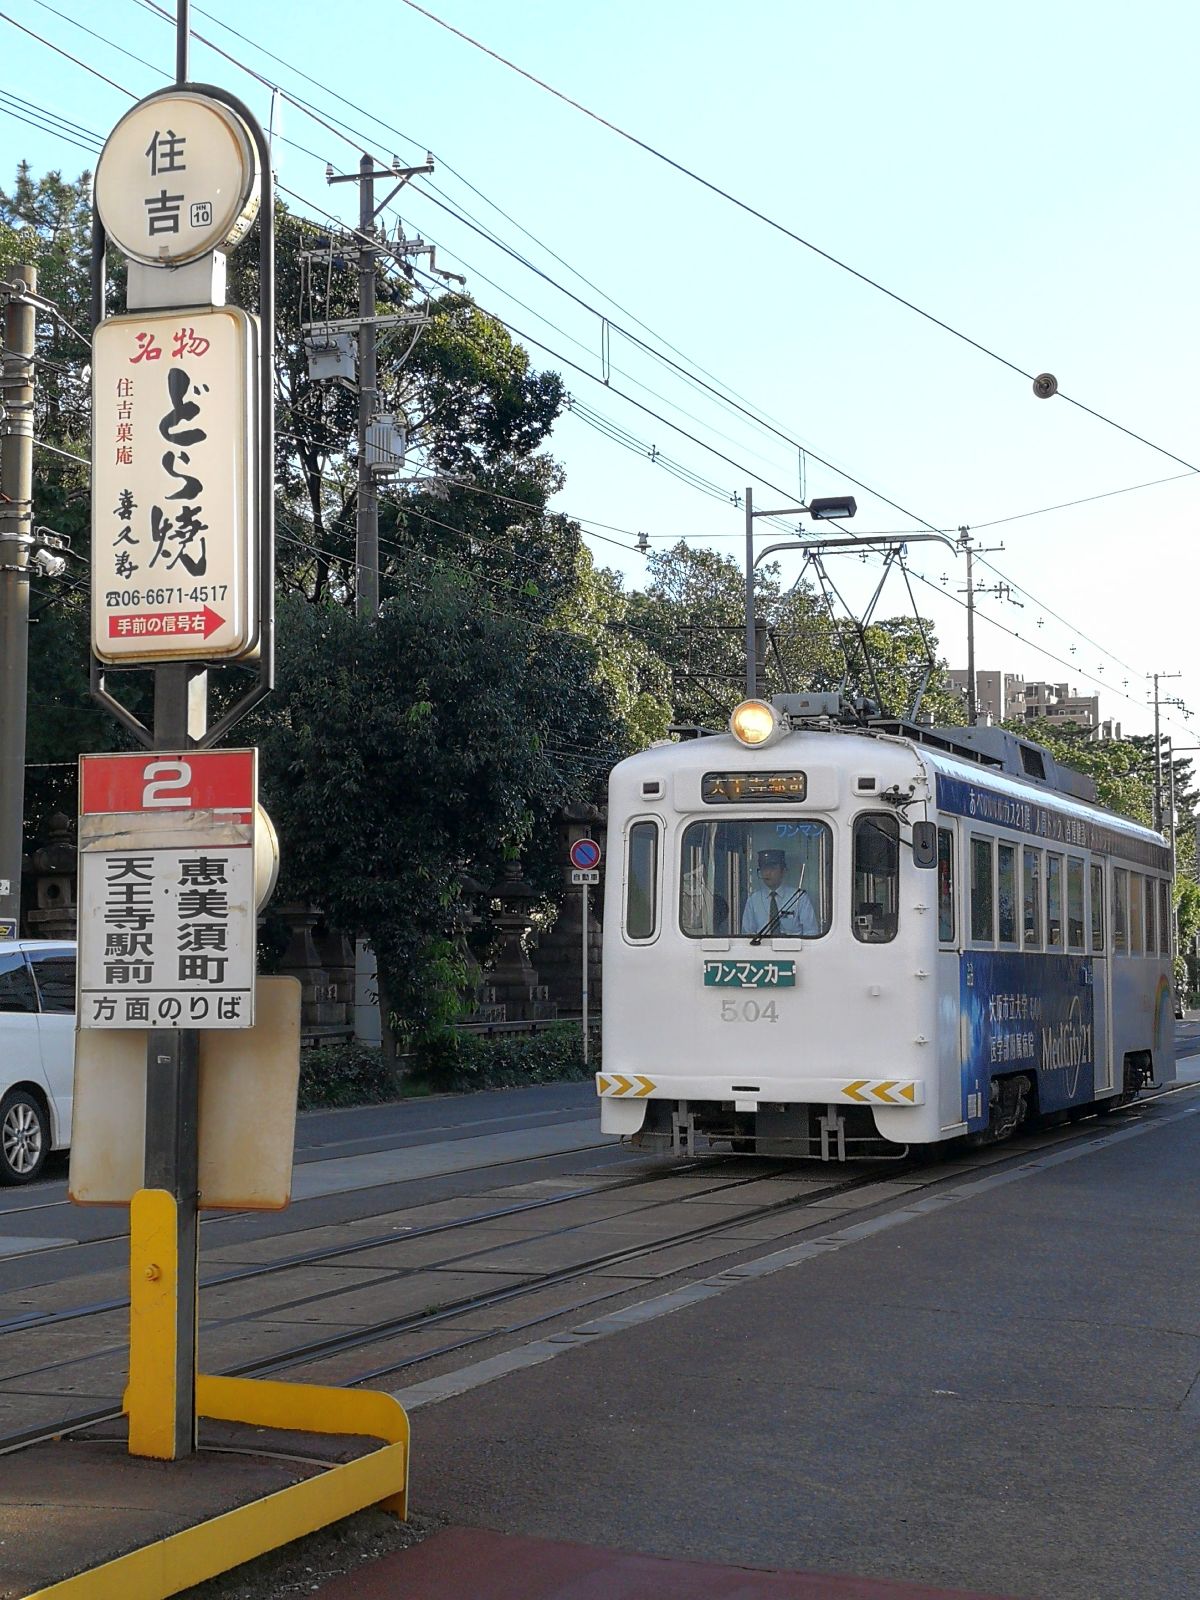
[596,1072,926,1135]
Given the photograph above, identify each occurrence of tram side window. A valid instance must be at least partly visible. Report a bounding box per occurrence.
[937,827,955,943]
[1046,854,1063,948]
[1067,856,1085,952]
[1146,876,1158,954]
[997,842,1017,945]
[852,814,899,943]
[1113,868,1128,954]
[1023,848,1042,948]
[1129,873,1144,955]
[970,836,994,943]
[1161,879,1172,956]
[625,822,659,940]
[1090,864,1105,953]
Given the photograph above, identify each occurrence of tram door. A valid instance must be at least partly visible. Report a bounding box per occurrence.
[1091,861,1113,1094]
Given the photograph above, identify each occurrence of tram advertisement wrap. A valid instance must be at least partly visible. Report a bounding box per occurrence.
[960,953,1094,1126]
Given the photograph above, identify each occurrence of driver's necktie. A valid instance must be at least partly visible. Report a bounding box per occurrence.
[768,889,779,929]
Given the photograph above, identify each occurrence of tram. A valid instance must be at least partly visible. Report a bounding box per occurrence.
[598,694,1175,1159]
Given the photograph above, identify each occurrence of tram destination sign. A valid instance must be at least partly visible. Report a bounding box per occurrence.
[77,751,258,1031]
[91,306,258,664]
[702,771,807,804]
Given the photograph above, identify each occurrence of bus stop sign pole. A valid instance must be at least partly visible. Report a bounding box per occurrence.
[569,838,602,1067]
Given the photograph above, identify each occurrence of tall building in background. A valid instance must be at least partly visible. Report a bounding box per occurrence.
[947,670,1120,740]
[946,670,1024,724]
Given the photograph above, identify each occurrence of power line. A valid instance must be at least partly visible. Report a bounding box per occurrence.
[396,0,1200,478]
[971,470,1199,531]
[6,31,1189,735]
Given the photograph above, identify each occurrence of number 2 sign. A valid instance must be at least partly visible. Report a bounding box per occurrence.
[80,750,255,818]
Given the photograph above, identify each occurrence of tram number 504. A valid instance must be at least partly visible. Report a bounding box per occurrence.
[720,998,779,1023]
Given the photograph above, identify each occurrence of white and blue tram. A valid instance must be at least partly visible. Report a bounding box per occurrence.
[598,695,1175,1159]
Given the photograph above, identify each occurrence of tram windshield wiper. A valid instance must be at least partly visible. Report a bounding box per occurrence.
[749,887,803,946]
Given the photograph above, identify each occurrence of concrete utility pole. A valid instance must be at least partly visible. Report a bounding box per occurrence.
[956,527,1007,726]
[356,155,379,620]
[0,264,36,938]
[327,154,434,619]
[1149,672,1182,832]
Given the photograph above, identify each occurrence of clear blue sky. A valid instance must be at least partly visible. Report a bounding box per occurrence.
[3,0,1197,743]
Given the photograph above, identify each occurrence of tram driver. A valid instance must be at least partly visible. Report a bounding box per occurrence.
[741,848,819,937]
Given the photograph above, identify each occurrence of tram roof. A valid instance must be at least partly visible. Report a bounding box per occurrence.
[617,720,1166,851]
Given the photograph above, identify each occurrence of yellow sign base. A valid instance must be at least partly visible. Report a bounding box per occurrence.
[28,1189,409,1599]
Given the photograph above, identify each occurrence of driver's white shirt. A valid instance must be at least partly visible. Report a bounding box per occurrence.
[741,883,818,936]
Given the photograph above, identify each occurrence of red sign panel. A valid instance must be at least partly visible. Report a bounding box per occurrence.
[107,606,225,640]
[80,750,255,816]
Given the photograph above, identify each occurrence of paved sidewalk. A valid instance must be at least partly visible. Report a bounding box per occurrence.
[314,1527,1015,1599]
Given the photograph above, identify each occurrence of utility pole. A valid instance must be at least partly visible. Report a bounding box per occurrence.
[1149,672,1181,831]
[0,264,36,939]
[956,527,1007,726]
[327,154,434,619]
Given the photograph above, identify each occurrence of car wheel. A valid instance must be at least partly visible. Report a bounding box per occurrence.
[0,1089,50,1184]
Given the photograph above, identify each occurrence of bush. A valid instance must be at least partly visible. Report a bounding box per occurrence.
[296,1024,596,1109]
[414,1022,596,1094]
[297,1043,406,1109]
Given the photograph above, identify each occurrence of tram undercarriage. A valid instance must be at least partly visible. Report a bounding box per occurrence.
[628,1098,907,1161]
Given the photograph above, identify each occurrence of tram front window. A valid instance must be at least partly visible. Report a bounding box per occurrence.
[679,819,832,938]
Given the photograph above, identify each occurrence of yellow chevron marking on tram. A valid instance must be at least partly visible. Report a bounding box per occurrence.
[597,1073,656,1098]
[841,1079,921,1105]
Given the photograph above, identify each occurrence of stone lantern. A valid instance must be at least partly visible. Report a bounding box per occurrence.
[25,813,77,940]
[483,860,555,1021]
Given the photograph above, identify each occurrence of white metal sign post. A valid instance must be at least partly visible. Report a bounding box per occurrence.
[569,839,602,1065]
[87,48,273,1462]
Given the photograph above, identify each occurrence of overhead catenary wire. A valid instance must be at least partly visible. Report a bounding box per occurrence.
[396,0,1200,478]
[4,21,1191,741]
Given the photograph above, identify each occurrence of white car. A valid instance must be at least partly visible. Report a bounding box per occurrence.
[0,939,76,1183]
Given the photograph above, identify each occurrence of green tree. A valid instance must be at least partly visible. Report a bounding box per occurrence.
[2,167,124,849]
[625,542,961,728]
[252,582,624,1057]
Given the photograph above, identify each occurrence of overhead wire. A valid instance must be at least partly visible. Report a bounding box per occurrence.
[397,0,1200,477]
[6,16,1191,739]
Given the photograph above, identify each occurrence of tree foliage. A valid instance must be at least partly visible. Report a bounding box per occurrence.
[625,542,963,728]
[251,583,624,1052]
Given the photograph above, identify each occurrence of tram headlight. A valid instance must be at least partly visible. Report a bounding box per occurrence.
[730,699,783,747]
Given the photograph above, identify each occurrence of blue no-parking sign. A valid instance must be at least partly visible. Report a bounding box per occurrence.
[569,837,601,871]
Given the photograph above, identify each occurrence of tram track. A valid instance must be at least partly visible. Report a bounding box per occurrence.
[0,1161,888,1452]
[2,1085,1194,1456]
[0,1154,746,1337]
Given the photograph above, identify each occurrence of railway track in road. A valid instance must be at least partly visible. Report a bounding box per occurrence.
[2,1083,1196,1454]
[0,1158,895,1450]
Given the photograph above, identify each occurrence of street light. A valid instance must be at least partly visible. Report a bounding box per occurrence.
[808,495,858,521]
[744,486,857,698]
[742,484,958,699]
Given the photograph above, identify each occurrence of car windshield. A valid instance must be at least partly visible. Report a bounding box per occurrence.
[679,819,832,939]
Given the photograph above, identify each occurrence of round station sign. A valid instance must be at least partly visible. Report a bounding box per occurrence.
[95,91,259,267]
[569,837,602,871]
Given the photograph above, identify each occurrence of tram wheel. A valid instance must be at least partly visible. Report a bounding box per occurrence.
[967,1074,1031,1146]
